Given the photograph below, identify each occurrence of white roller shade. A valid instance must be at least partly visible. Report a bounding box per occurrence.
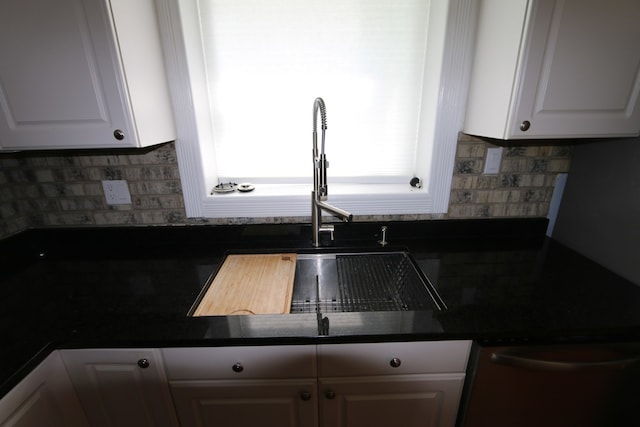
[197,0,433,181]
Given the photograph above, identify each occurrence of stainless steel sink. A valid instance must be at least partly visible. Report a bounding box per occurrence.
[290,251,446,313]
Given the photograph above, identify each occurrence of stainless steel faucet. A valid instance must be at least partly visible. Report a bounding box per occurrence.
[312,97,352,247]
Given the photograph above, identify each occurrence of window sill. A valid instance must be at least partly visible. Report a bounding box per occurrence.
[201,183,433,218]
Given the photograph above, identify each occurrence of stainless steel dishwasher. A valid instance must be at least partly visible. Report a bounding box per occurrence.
[460,343,640,427]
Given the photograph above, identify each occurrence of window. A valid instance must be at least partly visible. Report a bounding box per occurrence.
[200,0,430,181]
[156,0,474,218]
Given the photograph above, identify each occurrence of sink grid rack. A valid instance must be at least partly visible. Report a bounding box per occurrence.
[289,253,438,313]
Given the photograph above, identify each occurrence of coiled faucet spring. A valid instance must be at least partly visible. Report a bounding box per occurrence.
[313,98,327,155]
[313,98,327,132]
[311,97,352,247]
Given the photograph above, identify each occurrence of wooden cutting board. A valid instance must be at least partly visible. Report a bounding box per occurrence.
[193,253,297,316]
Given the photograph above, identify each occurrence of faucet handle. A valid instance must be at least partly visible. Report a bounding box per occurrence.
[319,224,335,241]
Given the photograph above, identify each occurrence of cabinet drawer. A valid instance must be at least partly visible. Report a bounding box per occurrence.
[162,345,317,380]
[318,340,471,377]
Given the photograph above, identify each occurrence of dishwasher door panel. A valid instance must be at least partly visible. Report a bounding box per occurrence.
[461,343,640,427]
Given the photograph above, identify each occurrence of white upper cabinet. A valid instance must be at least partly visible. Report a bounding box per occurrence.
[0,0,176,150]
[464,0,640,139]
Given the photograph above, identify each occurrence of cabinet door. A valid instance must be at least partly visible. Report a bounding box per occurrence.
[0,351,88,427]
[465,0,640,139]
[60,348,178,427]
[319,374,465,427]
[169,379,318,427]
[0,0,175,150]
[511,0,640,138]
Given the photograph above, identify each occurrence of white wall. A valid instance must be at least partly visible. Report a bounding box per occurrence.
[553,138,640,285]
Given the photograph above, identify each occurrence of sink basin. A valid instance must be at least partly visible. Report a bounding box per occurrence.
[290,251,446,313]
[190,249,446,316]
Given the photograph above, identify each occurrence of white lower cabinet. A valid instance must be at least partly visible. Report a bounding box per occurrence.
[59,348,179,427]
[169,379,318,427]
[318,341,470,427]
[163,345,318,427]
[2,341,470,427]
[0,351,88,427]
[162,341,471,427]
[319,374,465,427]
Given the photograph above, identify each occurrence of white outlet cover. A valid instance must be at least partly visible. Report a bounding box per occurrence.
[102,180,132,205]
[483,147,503,175]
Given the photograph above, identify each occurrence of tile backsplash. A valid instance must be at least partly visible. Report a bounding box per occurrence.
[448,134,571,218]
[0,134,571,239]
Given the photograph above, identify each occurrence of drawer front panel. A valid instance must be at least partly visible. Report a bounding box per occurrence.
[318,341,471,377]
[162,345,317,380]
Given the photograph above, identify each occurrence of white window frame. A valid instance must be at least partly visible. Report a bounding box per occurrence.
[155,0,476,218]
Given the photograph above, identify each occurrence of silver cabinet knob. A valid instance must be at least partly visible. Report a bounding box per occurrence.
[232,362,244,373]
[137,358,150,369]
[520,120,531,131]
[325,390,336,400]
[390,357,402,368]
[300,391,312,401]
[113,129,125,140]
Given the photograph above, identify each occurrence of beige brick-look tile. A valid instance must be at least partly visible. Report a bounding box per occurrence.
[451,175,479,190]
[488,190,521,204]
[124,166,181,181]
[84,182,105,197]
[0,157,20,168]
[0,136,574,238]
[476,175,500,190]
[57,198,103,212]
[53,168,87,182]
[78,154,130,167]
[132,180,182,195]
[135,210,171,224]
[134,195,184,210]
[456,142,486,158]
[489,204,508,217]
[451,191,474,204]
[45,212,94,226]
[473,190,490,204]
[34,169,55,182]
[93,211,137,225]
[548,159,572,172]
[501,158,528,172]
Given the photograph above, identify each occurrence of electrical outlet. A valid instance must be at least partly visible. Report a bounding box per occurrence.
[102,180,132,205]
[483,147,503,175]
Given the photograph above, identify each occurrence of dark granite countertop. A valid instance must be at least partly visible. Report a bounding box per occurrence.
[1,219,640,396]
